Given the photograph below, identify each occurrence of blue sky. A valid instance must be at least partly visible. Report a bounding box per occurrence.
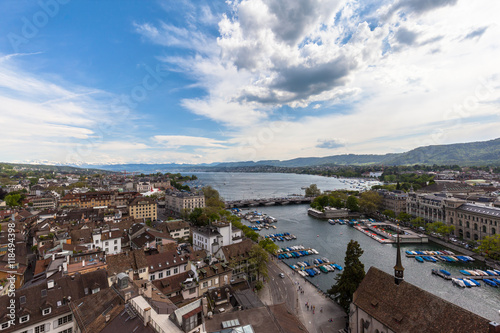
[0,0,499,165]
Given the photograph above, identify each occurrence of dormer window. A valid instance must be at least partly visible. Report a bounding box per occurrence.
[1,322,10,330]
[19,315,29,323]
[42,307,51,315]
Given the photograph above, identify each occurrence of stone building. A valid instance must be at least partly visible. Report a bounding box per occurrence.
[129,196,158,221]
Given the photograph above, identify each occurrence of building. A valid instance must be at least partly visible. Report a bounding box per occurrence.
[377,190,407,215]
[216,239,255,282]
[147,251,191,281]
[192,221,242,254]
[445,197,500,241]
[78,191,113,208]
[406,191,447,223]
[350,266,492,332]
[92,229,123,255]
[106,250,149,285]
[196,262,232,296]
[165,220,191,240]
[31,196,57,210]
[129,196,158,221]
[0,270,109,333]
[165,191,205,215]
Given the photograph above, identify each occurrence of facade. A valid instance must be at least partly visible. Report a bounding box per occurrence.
[445,198,500,241]
[92,229,122,255]
[165,191,205,215]
[406,191,447,223]
[192,221,242,254]
[129,196,158,221]
[31,196,57,210]
[378,190,407,215]
[165,220,191,240]
[216,239,255,282]
[78,191,113,208]
[196,263,232,296]
[147,251,191,281]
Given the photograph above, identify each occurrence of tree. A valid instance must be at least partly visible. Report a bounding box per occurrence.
[382,210,396,219]
[259,238,279,254]
[305,184,321,197]
[346,195,359,212]
[249,244,269,282]
[476,234,500,260]
[5,193,22,207]
[410,217,425,228]
[358,191,382,214]
[397,212,412,223]
[328,240,365,314]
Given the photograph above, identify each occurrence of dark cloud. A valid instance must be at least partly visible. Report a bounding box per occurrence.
[395,27,418,45]
[317,139,345,149]
[239,56,353,104]
[391,0,458,16]
[266,0,339,44]
[462,26,488,40]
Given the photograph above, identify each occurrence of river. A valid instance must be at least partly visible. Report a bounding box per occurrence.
[184,172,500,321]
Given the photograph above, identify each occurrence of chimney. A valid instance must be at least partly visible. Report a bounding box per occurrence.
[225,288,230,304]
[128,269,134,281]
[143,307,151,327]
[105,314,111,322]
[63,262,68,273]
[145,281,152,298]
[125,292,131,302]
[109,231,112,238]
[490,322,500,333]
[52,254,55,261]
[82,260,85,267]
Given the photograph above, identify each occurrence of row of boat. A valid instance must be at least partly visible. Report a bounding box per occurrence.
[265,233,297,241]
[250,224,277,231]
[452,278,482,288]
[405,250,460,256]
[460,269,500,276]
[328,219,348,225]
[410,252,474,263]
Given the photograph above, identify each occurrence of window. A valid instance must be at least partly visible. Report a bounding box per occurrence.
[166,270,171,276]
[35,324,46,333]
[41,289,47,297]
[483,226,487,233]
[158,272,163,279]
[20,295,26,304]
[92,288,100,294]
[59,328,73,333]
[42,307,51,315]
[114,240,117,244]
[105,241,109,246]
[20,315,29,323]
[202,281,208,288]
[58,314,73,326]
[174,267,178,274]
[1,322,10,330]
[114,246,117,251]
[150,274,156,281]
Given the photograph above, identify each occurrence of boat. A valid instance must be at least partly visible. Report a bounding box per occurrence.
[483,279,498,287]
[468,278,481,287]
[328,219,336,225]
[461,279,473,288]
[415,256,424,263]
[459,270,471,276]
[333,263,343,270]
[439,269,451,276]
[452,278,466,288]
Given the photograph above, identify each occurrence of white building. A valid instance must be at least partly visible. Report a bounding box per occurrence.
[192,221,242,255]
[92,229,122,255]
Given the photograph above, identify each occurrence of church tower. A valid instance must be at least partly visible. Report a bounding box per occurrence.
[394,224,404,285]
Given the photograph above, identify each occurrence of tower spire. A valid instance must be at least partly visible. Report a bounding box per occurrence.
[394,224,404,285]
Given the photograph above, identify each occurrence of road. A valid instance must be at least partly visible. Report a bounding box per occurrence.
[267,260,298,313]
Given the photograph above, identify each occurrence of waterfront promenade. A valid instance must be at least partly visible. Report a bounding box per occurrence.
[259,258,347,333]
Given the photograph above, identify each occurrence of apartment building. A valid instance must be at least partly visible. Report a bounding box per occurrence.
[129,196,157,221]
[165,191,205,215]
[192,221,242,254]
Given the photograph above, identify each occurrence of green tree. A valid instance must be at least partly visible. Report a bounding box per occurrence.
[346,195,359,212]
[259,238,279,254]
[382,210,396,219]
[249,244,269,282]
[5,193,21,207]
[305,184,321,197]
[328,240,365,314]
[358,191,382,214]
[476,234,500,260]
[397,212,412,223]
[410,217,425,228]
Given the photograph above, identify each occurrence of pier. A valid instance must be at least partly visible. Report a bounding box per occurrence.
[225,196,313,208]
[293,261,338,271]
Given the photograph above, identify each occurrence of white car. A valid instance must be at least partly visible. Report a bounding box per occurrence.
[279,273,285,278]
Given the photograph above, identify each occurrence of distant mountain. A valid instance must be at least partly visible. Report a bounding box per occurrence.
[8,137,498,173]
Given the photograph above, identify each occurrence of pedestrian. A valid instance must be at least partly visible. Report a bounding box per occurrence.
[320,307,323,313]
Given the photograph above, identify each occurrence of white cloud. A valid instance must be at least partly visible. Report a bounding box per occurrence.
[153,135,227,148]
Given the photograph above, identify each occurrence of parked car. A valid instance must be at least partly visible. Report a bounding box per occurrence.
[279,273,284,278]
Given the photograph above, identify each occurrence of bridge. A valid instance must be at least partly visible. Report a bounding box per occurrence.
[225,196,313,208]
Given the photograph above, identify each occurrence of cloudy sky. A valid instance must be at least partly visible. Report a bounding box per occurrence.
[0,0,499,165]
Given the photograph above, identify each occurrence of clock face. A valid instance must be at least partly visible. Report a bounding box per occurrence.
[395,271,403,277]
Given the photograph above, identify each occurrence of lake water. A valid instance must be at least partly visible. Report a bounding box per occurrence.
[184,172,500,321]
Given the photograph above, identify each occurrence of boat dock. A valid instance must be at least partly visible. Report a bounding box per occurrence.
[276,248,314,255]
[293,261,337,271]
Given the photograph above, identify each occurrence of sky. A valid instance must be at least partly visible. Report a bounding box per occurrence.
[0,0,499,165]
